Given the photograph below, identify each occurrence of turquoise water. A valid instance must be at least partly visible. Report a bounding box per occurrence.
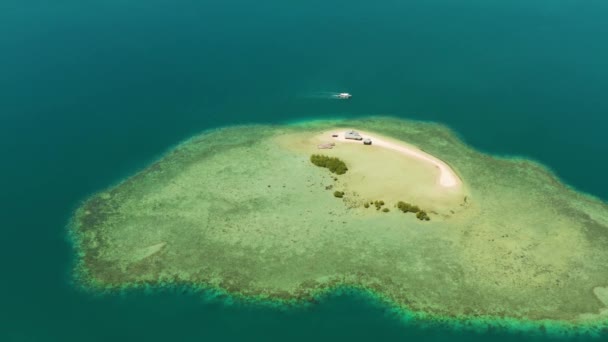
[1,0,608,340]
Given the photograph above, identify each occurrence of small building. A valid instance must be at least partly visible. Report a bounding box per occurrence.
[345,130,363,140]
[363,138,372,145]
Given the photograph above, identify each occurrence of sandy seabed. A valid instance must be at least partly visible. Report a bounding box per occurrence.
[71,117,608,327]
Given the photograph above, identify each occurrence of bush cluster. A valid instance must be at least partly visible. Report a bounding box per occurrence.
[416,211,430,221]
[372,200,385,210]
[397,201,420,213]
[397,201,430,221]
[310,154,348,175]
[333,191,345,198]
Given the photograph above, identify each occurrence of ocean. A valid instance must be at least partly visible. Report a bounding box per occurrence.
[1,0,607,340]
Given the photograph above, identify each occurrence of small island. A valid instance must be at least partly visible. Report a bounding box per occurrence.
[70,117,608,331]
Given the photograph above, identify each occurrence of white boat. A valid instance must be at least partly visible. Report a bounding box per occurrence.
[335,92,352,99]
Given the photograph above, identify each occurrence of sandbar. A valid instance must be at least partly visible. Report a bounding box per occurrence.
[328,129,461,188]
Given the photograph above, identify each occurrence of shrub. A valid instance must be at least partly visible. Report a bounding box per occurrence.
[397,201,421,213]
[364,203,370,208]
[416,211,430,221]
[382,208,389,213]
[397,201,411,212]
[374,200,383,210]
[398,201,430,221]
[333,191,345,198]
[310,154,348,175]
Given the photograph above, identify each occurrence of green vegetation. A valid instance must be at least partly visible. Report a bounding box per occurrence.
[416,210,430,221]
[397,201,419,213]
[333,191,345,198]
[310,154,348,175]
[382,208,390,213]
[397,201,430,221]
[364,203,370,208]
[374,200,385,210]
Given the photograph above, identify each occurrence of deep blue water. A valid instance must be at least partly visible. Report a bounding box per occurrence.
[1,0,608,340]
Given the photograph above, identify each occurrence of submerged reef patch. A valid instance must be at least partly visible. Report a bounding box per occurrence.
[70,117,608,332]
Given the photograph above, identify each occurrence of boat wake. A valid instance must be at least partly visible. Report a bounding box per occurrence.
[304,91,352,100]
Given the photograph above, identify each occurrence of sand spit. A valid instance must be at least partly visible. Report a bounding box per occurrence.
[329,129,461,188]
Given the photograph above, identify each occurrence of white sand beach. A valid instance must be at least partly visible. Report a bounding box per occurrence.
[331,130,461,188]
[275,127,466,213]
